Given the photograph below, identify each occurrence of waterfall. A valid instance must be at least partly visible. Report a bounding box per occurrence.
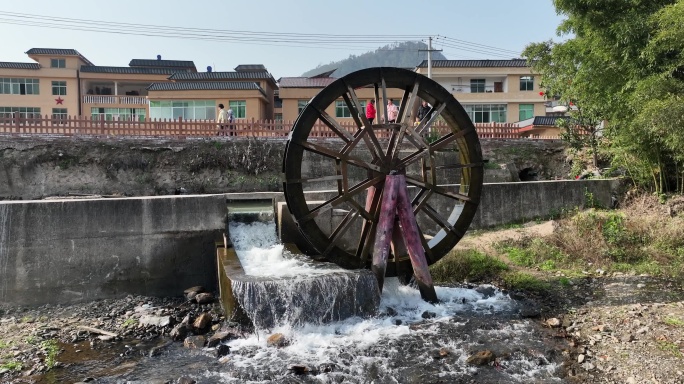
[227,221,380,329]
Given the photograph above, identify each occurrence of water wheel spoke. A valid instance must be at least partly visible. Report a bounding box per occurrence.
[295,140,386,174]
[316,107,354,142]
[357,184,383,264]
[398,129,470,168]
[415,103,446,135]
[421,203,464,238]
[380,76,389,122]
[415,222,435,263]
[322,209,361,257]
[302,176,384,221]
[398,78,420,124]
[426,162,484,171]
[411,186,434,215]
[345,83,385,161]
[286,175,344,184]
[404,175,473,203]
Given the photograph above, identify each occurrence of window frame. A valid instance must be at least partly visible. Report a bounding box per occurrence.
[297,100,308,115]
[470,79,486,93]
[519,104,534,121]
[229,100,246,119]
[464,104,507,123]
[0,78,40,95]
[52,81,67,96]
[520,76,534,91]
[50,58,66,68]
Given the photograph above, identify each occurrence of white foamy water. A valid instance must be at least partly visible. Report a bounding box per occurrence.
[229,221,347,277]
[213,222,562,383]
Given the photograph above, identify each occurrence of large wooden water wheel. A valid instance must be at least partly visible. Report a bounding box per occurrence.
[282,67,483,300]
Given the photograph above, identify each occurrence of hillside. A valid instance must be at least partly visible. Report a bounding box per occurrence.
[302,41,447,78]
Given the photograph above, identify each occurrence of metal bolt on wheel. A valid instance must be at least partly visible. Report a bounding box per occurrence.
[283,67,483,277]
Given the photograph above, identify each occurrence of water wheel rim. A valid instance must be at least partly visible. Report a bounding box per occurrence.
[283,67,483,274]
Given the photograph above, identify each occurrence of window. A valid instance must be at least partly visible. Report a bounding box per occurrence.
[0,106,41,118]
[52,108,68,117]
[464,104,507,123]
[0,78,40,95]
[149,100,214,120]
[52,81,67,96]
[51,59,66,68]
[335,100,366,118]
[520,76,534,91]
[519,104,534,121]
[274,113,283,121]
[229,100,246,119]
[92,107,147,121]
[297,100,308,115]
[470,79,486,93]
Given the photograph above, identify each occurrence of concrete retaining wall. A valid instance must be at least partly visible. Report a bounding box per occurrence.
[0,195,226,306]
[0,179,618,306]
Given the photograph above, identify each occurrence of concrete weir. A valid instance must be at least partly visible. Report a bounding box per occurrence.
[218,201,380,328]
[0,179,619,307]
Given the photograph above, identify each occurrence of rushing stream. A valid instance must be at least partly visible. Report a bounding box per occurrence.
[31,222,569,383]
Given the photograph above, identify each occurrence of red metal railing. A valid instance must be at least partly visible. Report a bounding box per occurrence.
[0,113,560,140]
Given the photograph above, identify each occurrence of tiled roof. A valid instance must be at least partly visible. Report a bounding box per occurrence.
[532,116,570,126]
[0,62,41,70]
[234,64,267,72]
[129,59,196,70]
[147,81,264,92]
[80,66,177,75]
[168,71,273,81]
[25,48,94,65]
[417,59,528,68]
[279,77,337,88]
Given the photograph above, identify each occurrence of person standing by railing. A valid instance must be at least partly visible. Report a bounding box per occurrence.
[217,104,228,136]
[366,99,376,125]
[386,99,398,123]
[227,107,235,136]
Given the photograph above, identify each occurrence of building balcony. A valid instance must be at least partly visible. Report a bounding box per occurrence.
[83,95,149,105]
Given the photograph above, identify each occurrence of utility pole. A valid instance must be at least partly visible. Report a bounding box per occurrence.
[419,36,443,79]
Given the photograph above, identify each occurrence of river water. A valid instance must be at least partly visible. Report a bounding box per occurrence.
[33,222,569,383]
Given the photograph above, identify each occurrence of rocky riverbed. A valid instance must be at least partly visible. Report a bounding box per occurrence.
[1,275,683,383]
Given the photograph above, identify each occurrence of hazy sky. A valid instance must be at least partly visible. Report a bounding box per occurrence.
[0,0,566,78]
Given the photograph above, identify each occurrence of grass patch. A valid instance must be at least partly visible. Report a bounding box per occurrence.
[41,339,59,369]
[0,360,22,371]
[500,238,570,271]
[502,272,550,293]
[0,340,11,349]
[122,318,137,328]
[664,317,684,327]
[430,249,508,283]
[656,340,683,358]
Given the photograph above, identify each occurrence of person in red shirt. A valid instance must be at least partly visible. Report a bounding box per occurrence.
[366,99,376,125]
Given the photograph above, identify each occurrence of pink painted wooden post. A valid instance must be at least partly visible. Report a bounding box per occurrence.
[395,175,438,303]
[371,175,399,292]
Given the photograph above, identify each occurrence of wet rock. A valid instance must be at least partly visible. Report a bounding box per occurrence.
[433,348,450,359]
[466,350,496,366]
[475,285,497,298]
[215,344,230,358]
[183,335,206,349]
[192,313,212,330]
[421,311,437,319]
[289,365,310,375]
[207,331,233,348]
[578,354,585,363]
[139,315,172,328]
[149,341,173,357]
[519,305,541,318]
[170,324,190,341]
[177,378,197,384]
[394,319,402,326]
[385,307,398,317]
[194,293,214,304]
[184,286,205,295]
[267,333,288,348]
[545,318,561,328]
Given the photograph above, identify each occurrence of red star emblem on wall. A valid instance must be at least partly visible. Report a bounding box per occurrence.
[55,97,64,105]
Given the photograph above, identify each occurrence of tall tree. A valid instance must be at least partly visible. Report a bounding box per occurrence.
[523,0,684,193]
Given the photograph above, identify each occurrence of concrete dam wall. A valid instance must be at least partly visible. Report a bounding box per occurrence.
[0,179,618,306]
